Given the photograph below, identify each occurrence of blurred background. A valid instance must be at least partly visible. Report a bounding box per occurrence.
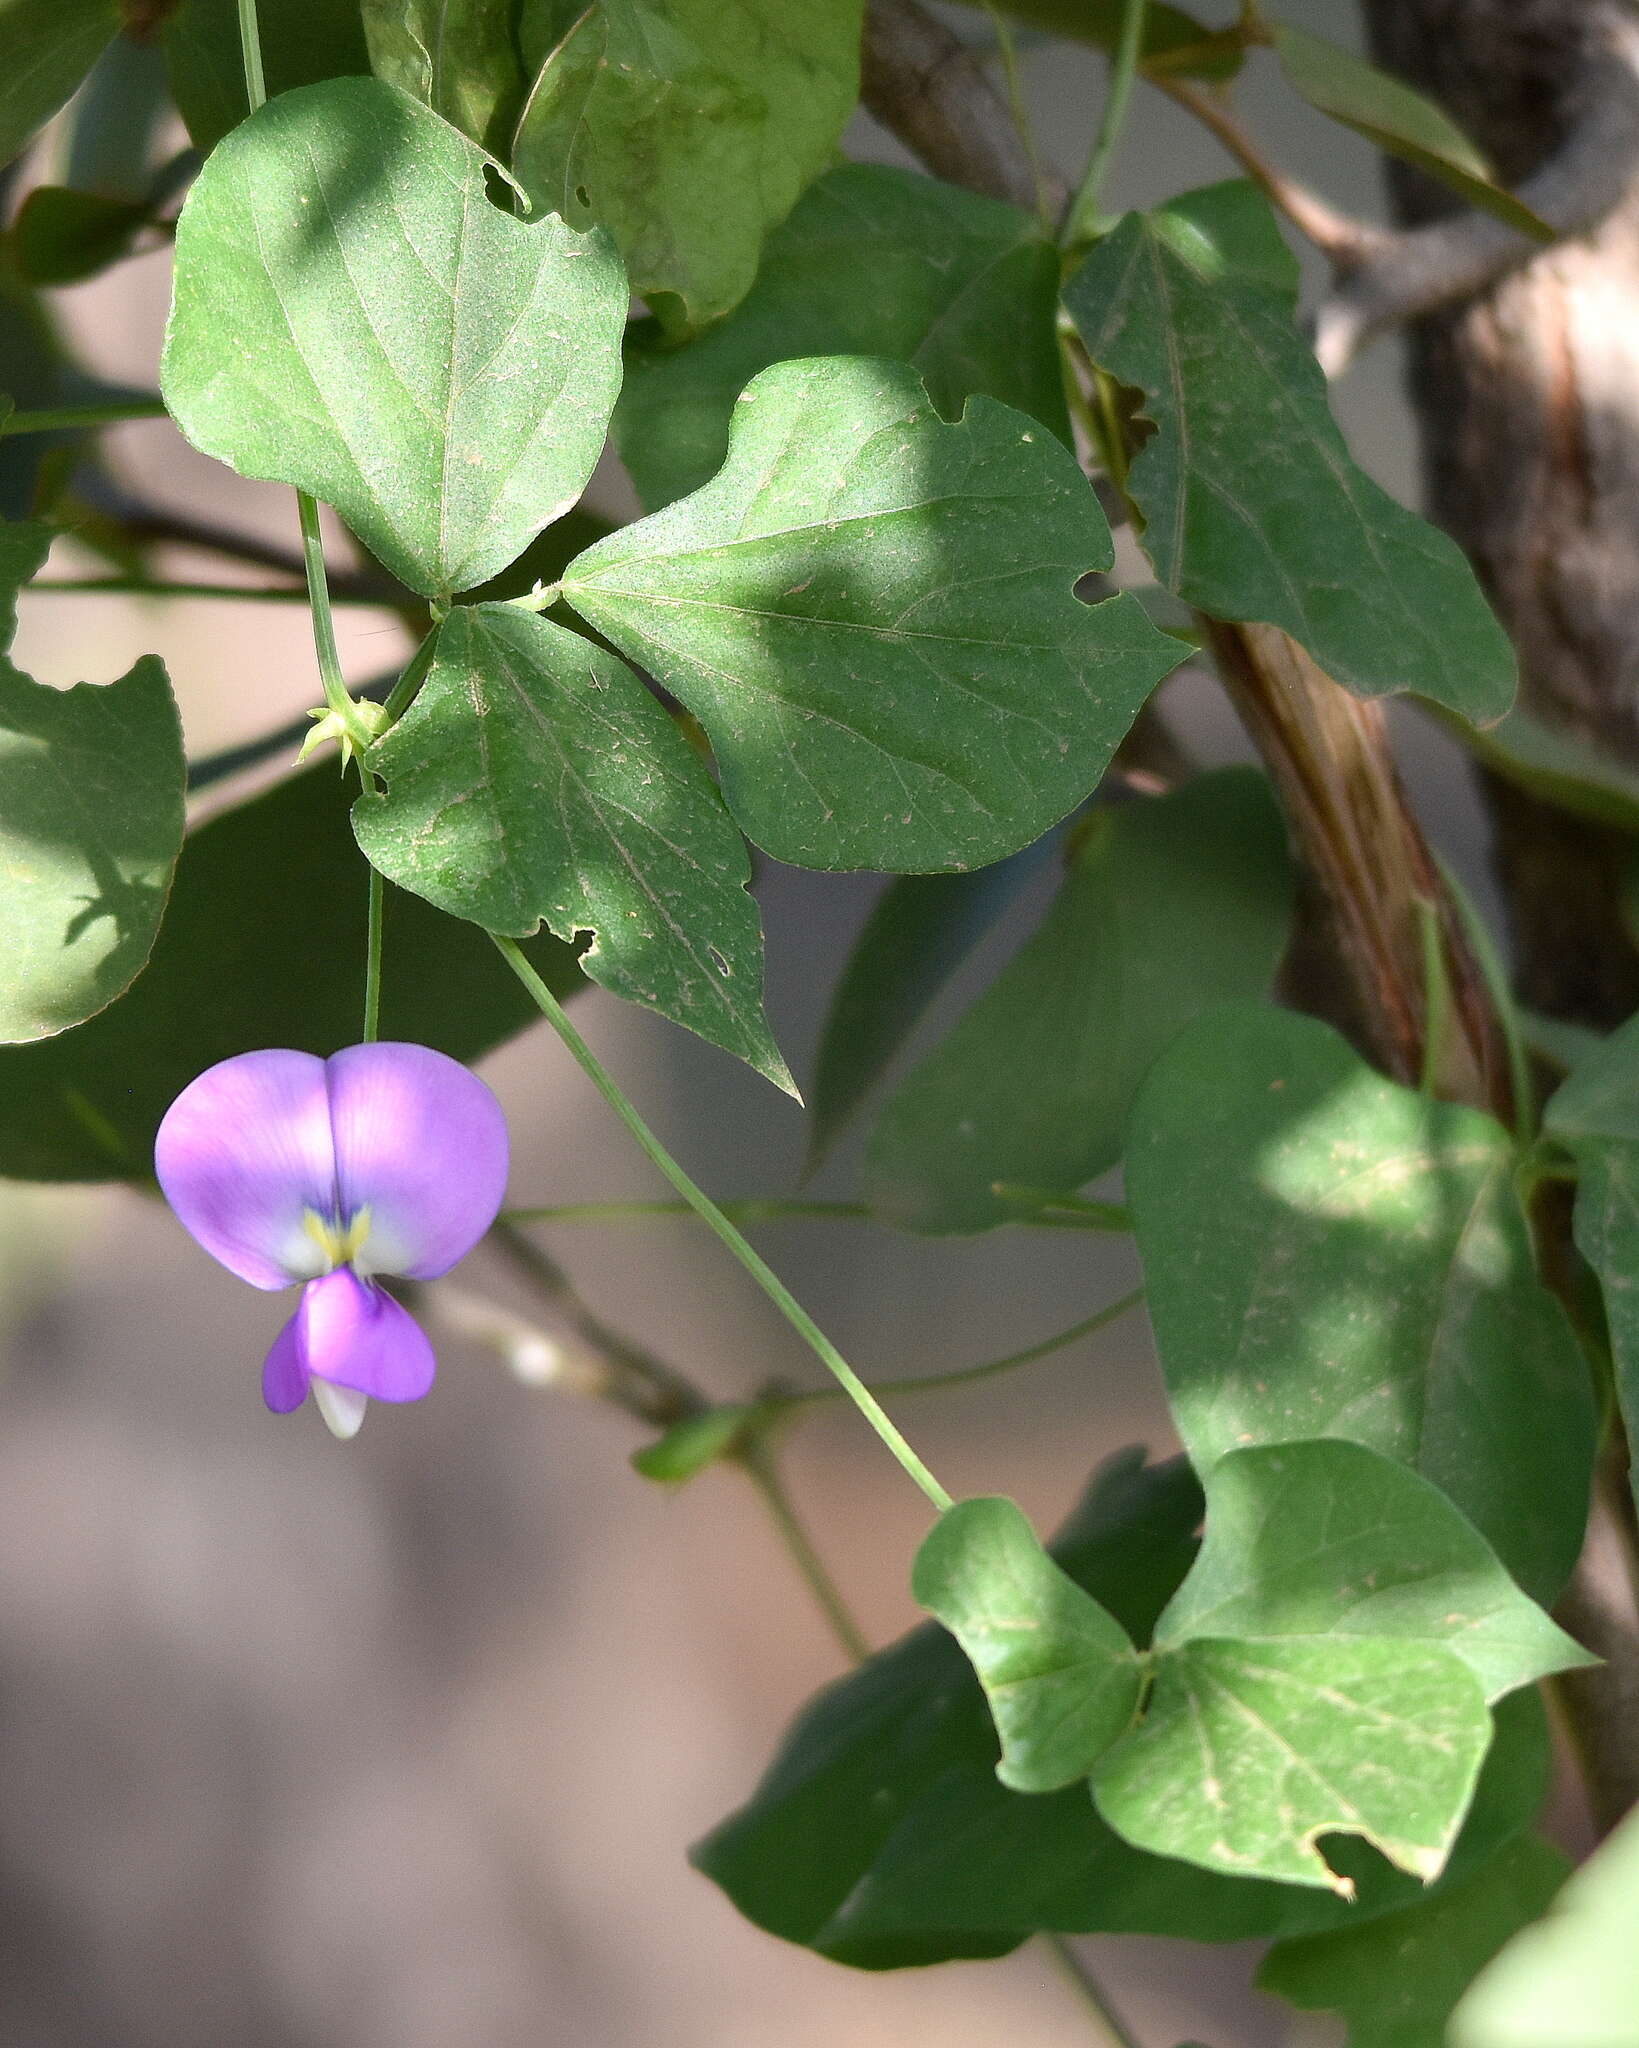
[0,2,1490,2040]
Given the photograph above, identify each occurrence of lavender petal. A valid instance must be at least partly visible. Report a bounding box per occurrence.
[295,1266,436,1402]
[155,1049,337,1289]
[261,1305,311,1414]
[326,1043,508,1278]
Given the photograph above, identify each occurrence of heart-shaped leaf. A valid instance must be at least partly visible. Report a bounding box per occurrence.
[162,77,627,599]
[354,605,791,1089]
[563,356,1188,872]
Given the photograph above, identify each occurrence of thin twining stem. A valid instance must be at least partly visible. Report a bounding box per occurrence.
[493,936,954,1514]
[0,397,168,437]
[30,577,391,607]
[740,1442,873,1662]
[500,1194,1130,1233]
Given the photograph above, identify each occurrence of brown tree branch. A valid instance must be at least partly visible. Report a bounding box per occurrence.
[861,0,1065,214]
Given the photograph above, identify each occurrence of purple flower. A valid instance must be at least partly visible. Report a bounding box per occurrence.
[155,1044,508,1437]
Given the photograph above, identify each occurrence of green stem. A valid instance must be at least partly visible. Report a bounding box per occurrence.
[739,1442,873,1663]
[0,397,168,438]
[30,577,383,606]
[774,1288,1144,1412]
[1066,0,1148,243]
[362,863,383,1043]
[990,1183,1132,1230]
[494,937,954,1514]
[297,492,354,723]
[1416,896,1453,1099]
[236,0,267,109]
[502,1196,871,1227]
[1044,1935,1145,2048]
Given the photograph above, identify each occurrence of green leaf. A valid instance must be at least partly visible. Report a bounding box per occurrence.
[1452,1805,1639,2048]
[562,357,1188,872]
[12,186,148,287]
[353,606,792,1090]
[696,1447,1551,1967]
[0,652,184,1042]
[0,0,118,170]
[865,768,1294,1233]
[1264,1834,1571,2048]
[1270,25,1552,244]
[614,162,1070,514]
[1157,1439,1594,1703]
[1544,1013,1639,1528]
[161,77,627,600]
[1092,1634,1492,1892]
[161,0,371,152]
[512,0,865,333]
[361,0,524,153]
[630,1403,759,1482]
[1127,1005,1596,1603]
[1434,703,1639,834]
[912,1495,1141,1792]
[972,0,1245,80]
[806,836,1056,1171]
[0,764,581,1180]
[1063,181,1516,720]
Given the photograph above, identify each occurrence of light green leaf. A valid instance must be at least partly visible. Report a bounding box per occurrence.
[1452,1805,1639,2048]
[161,0,371,152]
[865,767,1293,1233]
[615,162,1070,513]
[1270,25,1552,243]
[161,77,627,600]
[0,650,184,1042]
[361,0,523,151]
[696,1447,1550,1964]
[1092,1634,1492,1892]
[562,357,1189,873]
[0,764,582,1180]
[512,0,864,332]
[1157,1439,1593,1703]
[1063,181,1516,720]
[1544,1007,1639,1146]
[0,0,118,169]
[1127,1005,1596,1603]
[630,1403,760,1483]
[912,1495,1141,1792]
[1264,1833,1571,2048]
[353,606,791,1090]
[806,835,1056,1171]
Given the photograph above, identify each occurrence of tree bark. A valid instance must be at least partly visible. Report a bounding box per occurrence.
[1359,0,1639,1826]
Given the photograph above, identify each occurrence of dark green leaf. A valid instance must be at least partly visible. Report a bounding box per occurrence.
[806,836,1056,1171]
[1092,1634,1492,1891]
[0,0,118,169]
[1156,1439,1593,1702]
[1271,25,1552,243]
[161,78,627,600]
[1127,1005,1595,1602]
[361,0,523,152]
[0,652,183,1041]
[354,606,791,1090]
[162,0,371,152]
[615,162,1070,513]
[912,1495,1141,1792]
[1265,1834,1571,2048]
[13,186,148,286]
[0,764,580,1180]
[968,0,1245,80]
[865,768,1293,1233]
[1544,1013,1639,1528]
[696,1444,1551,1965]
[563,357,1188,872]
[1063,181,1516,720]
[1452,1807,1639,2048]
[512,0,864,332]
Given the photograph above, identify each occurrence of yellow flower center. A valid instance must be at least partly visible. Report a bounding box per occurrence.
[301,1205,373,1271]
